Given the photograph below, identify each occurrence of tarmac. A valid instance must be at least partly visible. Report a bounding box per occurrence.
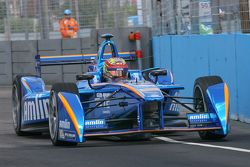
[0,86,250,167]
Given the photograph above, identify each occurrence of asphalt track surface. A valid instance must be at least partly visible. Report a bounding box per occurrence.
[0,86,250,167]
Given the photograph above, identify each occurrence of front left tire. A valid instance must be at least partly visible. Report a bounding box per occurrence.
[49,83,79,146]
[193,76,227,140]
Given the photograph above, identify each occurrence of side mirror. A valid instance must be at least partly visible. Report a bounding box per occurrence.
[76,74,95,89]
[150,70,167,77]
[150,69,167,84]
[76,74,94,81]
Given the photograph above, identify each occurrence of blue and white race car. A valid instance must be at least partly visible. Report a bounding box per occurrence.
[12,34,230,146]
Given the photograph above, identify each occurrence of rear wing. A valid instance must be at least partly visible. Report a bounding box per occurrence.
[35,52,136,76]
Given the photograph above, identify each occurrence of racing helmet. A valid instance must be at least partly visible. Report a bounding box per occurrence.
[103,57,128,79]
[64,9,72,15]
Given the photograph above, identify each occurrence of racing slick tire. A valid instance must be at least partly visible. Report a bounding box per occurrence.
[12,75,40,136]
[49,83,79,146]
[193,76,227,140]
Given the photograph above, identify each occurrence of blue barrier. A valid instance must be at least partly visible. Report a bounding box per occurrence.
[153,34,250,123]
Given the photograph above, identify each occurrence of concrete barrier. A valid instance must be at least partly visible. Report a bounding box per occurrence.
[153,34,250,123]
[0,27,152,85]
[0,41,12,85]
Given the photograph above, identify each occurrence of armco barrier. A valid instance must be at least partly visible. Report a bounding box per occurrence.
[153,34,250,123]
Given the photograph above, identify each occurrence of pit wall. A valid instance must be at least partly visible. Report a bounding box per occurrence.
[153,34,250,123]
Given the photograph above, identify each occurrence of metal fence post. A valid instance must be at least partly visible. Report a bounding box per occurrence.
[40,0,49,39]
[98,0,104,28]
[23,0,29,40]
[74,0,80,37]
[4,0,11,41]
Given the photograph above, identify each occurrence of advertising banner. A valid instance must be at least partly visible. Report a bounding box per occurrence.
[199,0,213,34]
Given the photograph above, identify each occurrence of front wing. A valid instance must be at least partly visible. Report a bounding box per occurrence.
[56,83,228,143]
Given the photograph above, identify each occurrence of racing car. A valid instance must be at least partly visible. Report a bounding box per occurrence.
[12,34,230,146]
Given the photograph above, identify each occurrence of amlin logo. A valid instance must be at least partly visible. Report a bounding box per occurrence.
[85,119,106,129]
[188,113,210,122]
[189,114,209,120]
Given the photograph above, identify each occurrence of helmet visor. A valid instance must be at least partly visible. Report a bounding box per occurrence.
[108,69,127,78]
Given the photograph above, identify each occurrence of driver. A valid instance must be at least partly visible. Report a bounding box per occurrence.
[103,57,128,82]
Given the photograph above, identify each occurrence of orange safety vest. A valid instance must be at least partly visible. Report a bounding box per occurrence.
[59,17,79,39]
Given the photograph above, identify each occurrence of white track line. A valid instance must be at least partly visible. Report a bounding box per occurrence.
[155,136,250,153]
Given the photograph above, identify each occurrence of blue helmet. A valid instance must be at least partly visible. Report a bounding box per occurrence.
[64,9,72,15]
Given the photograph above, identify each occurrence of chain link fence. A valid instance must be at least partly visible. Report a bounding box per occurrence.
[151,0,250,36]
[2,0,248,40]
[0,0,152,41]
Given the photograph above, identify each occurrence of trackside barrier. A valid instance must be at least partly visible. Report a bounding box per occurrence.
[153,34,250,123]
[0,27,152,85]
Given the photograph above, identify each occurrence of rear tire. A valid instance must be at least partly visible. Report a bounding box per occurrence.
[193,76,227,140]
[49,83,79,146]
[12,75,39,136]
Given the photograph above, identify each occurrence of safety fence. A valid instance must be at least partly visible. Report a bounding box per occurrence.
[151,0,250,36]
[3,0,250,40]
[0,0,152,41]
[153,34,250,123]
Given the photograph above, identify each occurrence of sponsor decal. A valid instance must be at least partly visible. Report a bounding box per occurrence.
[189,114,209,120]
[59,119,71,129]
[95,93,111,109]
[22,95,49,122]
[169,103,179,112]
[64,131,76,141]
[85,119,106,129]
[187,113,211,124]
[59,129,76,141]
[59,129,65,139]
[169,92,179,112]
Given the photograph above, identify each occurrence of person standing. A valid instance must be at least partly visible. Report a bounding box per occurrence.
[218,1,241,33]
[59,9,79,39]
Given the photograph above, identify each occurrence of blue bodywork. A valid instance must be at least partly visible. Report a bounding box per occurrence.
[206,83,230,136]
[18,34,230,143]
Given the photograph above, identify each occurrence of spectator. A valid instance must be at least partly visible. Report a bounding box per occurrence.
[219,1,241,33]
[59,9,79,39]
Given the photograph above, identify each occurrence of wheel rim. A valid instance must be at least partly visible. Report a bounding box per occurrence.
[12,85,19,129]
[49,92,58,140]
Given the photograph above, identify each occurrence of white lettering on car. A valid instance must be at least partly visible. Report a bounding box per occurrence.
[35,94,40,120]
[189,114,209,120]
[95,93,111,108]
[23,97,49,122]
[59,119,71,129]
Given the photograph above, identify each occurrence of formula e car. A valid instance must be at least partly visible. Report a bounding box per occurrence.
[12,34,230,146]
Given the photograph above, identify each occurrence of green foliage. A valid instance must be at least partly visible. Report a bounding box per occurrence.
[124,3,137,16]
[0,2,6,19]
[0,20,4,33]
[10,17,35,33]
